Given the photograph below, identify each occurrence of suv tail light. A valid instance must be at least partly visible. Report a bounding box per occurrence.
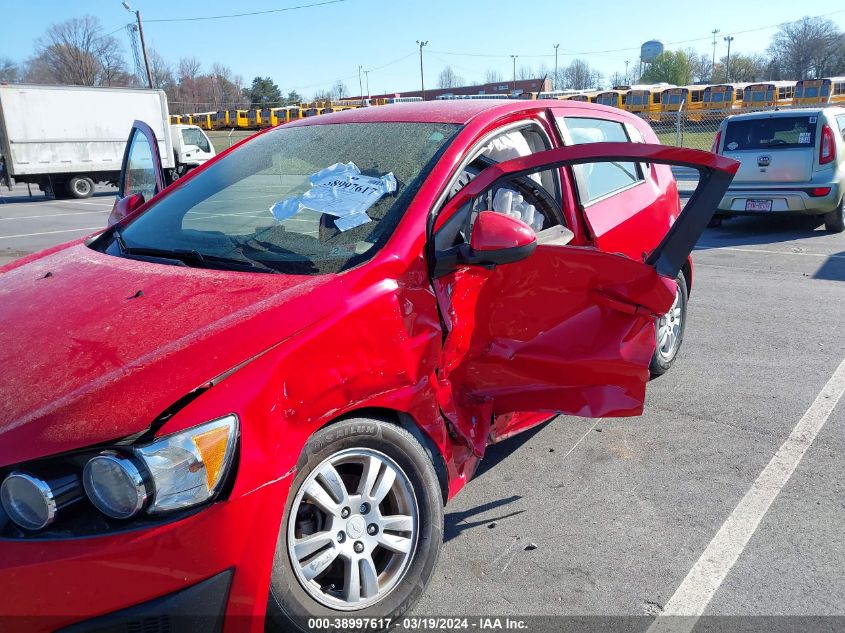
[711,130,722,154]
[820,124,836,165]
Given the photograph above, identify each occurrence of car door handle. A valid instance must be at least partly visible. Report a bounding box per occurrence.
[589,289,654,317]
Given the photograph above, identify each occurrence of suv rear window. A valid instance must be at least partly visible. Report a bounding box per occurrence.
[724,116,818,151]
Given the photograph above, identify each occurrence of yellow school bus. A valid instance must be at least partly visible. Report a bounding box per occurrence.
[659,85,706,122]
[742,81,796,108]
[169,115,183,124]
[262,106,302,127]
[701,83,749,111]
[624,84,673,120]
[593,89,626,109]
[193,113,214,130]
[227,109,250,129]
[211,110,230,130]
[793,77,845,106]
[562,90,598,102]
[247,108,263,129]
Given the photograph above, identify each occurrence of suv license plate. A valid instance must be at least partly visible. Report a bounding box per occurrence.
[746,199,773,211]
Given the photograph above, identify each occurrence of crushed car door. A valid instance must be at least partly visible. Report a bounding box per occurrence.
[431,142,738,455]
[108,120,166,226]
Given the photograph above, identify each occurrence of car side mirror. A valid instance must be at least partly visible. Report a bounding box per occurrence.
[107,192,145,227]
[467,211,537,265]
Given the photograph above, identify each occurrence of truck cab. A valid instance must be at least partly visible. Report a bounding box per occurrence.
[169,124,215,175]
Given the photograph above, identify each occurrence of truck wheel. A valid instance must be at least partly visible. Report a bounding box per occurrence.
[68,176,95,199]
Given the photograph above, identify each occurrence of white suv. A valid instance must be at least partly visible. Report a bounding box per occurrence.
[713,107,845,232]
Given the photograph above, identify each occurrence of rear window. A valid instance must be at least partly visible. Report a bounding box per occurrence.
[723,116,818,151]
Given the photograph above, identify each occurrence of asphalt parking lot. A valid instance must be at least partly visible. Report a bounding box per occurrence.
[2,182,844,628]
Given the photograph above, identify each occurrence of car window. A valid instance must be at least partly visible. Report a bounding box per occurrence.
[558,117,643,203]
[123,127,158,201]
[181,127,210,153]
[116,122,460,275]
[723,116,818,151]
[449,126,563,233]
[836,115,845,140]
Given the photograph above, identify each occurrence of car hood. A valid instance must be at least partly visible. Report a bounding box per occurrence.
[0,244,337,467]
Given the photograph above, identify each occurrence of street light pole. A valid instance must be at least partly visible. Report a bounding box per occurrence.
[364,70,370,102]
[511,54,518,93]
[553,44,559,91]
[723,35,734,82]
[624,60,630,84]
[358,65,363,102]
[416,40,428,100]
[123,2,153,89]
[711,28,720,79]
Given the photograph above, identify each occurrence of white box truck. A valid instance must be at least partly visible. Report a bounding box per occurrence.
[0,84,214,199]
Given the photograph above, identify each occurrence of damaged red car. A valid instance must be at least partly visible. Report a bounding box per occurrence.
[0,100,737,632]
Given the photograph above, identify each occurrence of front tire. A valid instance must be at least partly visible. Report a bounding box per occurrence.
[823,199,845,233]
[650,271,688,377]
[267,417,443,632]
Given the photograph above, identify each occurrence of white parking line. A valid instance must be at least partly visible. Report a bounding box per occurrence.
[695,245,845,260]
[647,356,845,632]
[0,210,110,221]
[45,199,114,207]
[0,227,102,239]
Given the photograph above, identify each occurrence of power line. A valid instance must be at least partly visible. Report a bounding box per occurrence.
[429,8,845,60]
[145,0,347,23]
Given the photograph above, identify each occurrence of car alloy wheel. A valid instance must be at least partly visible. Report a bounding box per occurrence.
[656,280,684,362]
[287,448,418,610]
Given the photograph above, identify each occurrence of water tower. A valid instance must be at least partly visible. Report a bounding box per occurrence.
[640,39,666,78]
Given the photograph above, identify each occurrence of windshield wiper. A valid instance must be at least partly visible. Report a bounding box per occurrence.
[114,237,277,275]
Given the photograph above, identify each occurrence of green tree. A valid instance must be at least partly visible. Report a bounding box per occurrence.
[285,90,303,105]
[640,51,693,86]
[247,76,282,106]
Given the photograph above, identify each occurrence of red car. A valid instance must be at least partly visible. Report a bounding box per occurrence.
[0,100,736,631]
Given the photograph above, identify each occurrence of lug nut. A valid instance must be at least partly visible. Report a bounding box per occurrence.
[359,502,370,514]
[367,524,378,535]
[341,507,351,518]
[337,531,346,543]
[354,541,364,553]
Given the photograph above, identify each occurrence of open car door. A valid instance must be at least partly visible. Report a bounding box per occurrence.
[431,142,738,455]
[107,120,166,226]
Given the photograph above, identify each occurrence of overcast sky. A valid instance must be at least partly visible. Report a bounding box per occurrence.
[2,0,845,97]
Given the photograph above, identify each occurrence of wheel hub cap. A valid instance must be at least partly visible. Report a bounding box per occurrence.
[287,448,418,610]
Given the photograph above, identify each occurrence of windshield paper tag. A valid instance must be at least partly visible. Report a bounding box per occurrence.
[270,162,396,231]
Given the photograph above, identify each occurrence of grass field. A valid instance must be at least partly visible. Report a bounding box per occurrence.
[207,129,256,153]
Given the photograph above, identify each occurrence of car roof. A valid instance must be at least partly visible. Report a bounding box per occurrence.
[727,106,845,121]
[285,98,623,127]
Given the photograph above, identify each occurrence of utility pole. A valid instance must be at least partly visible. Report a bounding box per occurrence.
[711,28,720,80]
[358,65,363,102]
[416,40,428,100]
[624,60,630,84]
[123,2,153,89]
[553,44,559,91]
[511,54,518,93]
[364,70,370,102]
[723,35,734,82]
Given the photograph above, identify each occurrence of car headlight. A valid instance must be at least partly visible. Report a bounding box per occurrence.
[83,414,238,517]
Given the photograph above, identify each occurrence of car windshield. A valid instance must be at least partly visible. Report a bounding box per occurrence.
[116,121,460,275]
[181,127,210,152]
[723,116,818,151]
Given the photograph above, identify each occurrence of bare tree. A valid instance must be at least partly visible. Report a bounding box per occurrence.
[516,65,534,80]
[331,80,347,100]
[437,65,463,88]
[769,16,843,79]
[0,58,19,83]
[30,16,127,86]
[561,59,601,90]
[483,68,504,83]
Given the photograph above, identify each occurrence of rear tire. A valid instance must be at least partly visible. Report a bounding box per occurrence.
[68,176,95,199]
[650,271,688,378]
[823,199,845,233]
[266,417,443,632]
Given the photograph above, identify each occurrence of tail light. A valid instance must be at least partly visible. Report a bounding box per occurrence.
[711,130,722,154]
[809,187,831,197]
[820,124,836,165]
